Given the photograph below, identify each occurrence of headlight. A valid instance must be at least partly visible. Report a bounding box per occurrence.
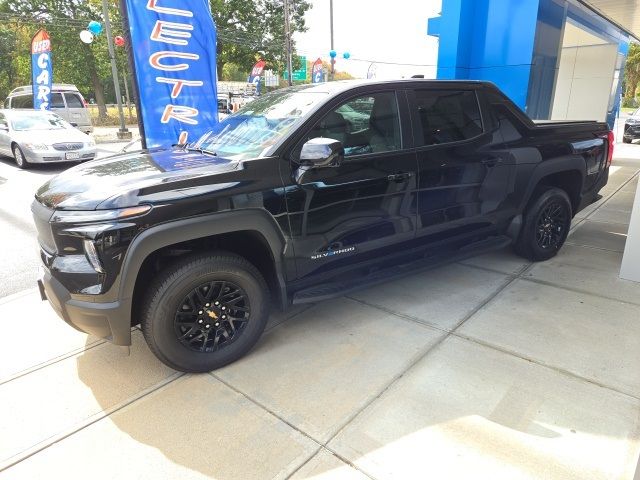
[52,205,152,224]
[24,143,49,151]
[83,239,105,273]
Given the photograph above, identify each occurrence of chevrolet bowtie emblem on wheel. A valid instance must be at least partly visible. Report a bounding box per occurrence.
[207,310,218,320]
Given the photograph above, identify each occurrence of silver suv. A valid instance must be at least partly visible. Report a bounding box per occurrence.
[4,84,93,134]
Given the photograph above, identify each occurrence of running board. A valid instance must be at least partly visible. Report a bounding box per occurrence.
[292,235,512,305]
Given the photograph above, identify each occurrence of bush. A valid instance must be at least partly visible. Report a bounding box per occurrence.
[622,97,638,108]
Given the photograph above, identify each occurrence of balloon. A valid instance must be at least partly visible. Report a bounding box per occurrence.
[329,50,337,58]
[80,30,94,44]
[114,36,126,47]
[88,21,103,35]
[343,52,351,60]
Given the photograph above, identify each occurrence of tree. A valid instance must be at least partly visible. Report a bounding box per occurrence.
[624,43,640,101]
[0,0,120,118]
[209,0,311,80]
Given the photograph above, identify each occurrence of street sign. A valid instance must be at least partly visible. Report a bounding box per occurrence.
[284,56,307,82]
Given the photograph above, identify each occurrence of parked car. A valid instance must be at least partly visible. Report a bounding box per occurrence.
[32,80,613,373]
[623,108,640,143]
[4,84,93,134]
[0,109,96,168]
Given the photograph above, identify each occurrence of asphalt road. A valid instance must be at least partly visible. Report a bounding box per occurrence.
[0,142,128,299]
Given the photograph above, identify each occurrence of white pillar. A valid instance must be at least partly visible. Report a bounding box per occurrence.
[620,178,640,283]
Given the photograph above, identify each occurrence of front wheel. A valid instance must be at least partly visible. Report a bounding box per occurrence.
[141,252,270,372]
[623,137,632,144]
[514,187,572,262]
[12,145,29,169]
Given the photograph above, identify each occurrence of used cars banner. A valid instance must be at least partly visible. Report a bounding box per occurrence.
[122,0,219,148]
[31,29,53,110]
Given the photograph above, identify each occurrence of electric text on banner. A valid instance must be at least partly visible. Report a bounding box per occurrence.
[123,0,219,148]
[248,60,266,94]
[31,29,53,111]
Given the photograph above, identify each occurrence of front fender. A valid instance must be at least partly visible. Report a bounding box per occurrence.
[105,209,289,344]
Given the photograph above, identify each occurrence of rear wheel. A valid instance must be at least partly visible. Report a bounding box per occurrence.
[12,144,29,169]
[141,252,269,372]
[514,187,572,261]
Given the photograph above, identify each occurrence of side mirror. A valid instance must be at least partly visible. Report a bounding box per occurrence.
[0,125,8,132]
[295,137,344,184]
[300,137,343,167]
[70,122,79,128]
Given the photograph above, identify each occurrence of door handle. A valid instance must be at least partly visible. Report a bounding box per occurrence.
[388,172,413,182]
[481,158,503,167]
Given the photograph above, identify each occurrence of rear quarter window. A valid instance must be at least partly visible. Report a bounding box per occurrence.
[11,95,33,109]
[51,93,65,109]
[64,93,85,108]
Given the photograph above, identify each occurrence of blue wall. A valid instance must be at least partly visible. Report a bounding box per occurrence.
[428,0,541,109]
[428,0,630,128]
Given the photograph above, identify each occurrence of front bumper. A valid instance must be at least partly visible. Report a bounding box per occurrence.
[37,265,132,346]
[24,146,97,164]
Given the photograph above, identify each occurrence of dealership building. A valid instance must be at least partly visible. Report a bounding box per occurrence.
[428,0,639,129]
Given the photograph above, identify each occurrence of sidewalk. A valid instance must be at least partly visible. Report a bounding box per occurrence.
[92,125,140,144]
[0,162,639,479]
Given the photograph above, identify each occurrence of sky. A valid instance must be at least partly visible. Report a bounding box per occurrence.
[294,0,443,79]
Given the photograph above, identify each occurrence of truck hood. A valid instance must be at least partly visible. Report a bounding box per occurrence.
[36,148,240,210]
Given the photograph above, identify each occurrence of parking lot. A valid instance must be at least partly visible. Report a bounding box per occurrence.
[0,147,639,479]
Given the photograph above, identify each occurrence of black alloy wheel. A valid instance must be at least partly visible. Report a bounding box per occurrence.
[535,202,567,250]
[141,252,269,372]
[174,280,250,353]
[514,186,572,262]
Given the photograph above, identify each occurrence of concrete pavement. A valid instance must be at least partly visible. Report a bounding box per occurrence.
[0,164,639,478]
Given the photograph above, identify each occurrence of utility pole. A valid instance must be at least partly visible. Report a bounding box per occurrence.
[329,0,335,81]
[284,0,293,86]
[101,0,131,139]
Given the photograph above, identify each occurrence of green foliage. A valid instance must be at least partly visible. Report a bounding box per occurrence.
[0,0,313,114]
[624,43,640,101]
[210,0,311,78]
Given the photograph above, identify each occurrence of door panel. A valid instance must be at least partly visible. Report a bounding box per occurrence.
[410,88,512,243]
[285,90,418,282]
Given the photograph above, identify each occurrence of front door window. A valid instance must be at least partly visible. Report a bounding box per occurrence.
[308,92,402,157]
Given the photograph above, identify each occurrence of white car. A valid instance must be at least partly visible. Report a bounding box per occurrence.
[0,109,97,169]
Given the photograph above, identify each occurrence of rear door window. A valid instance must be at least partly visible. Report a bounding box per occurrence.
[64,93,84,108]
[413,89,483,146]
[11,95,33,109]
[50,93,65,109]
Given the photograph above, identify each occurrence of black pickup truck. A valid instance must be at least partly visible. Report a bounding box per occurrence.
[32,80,613,372]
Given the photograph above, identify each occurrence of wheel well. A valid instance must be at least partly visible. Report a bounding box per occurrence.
[131,230,280,325]
[535,170,582,213]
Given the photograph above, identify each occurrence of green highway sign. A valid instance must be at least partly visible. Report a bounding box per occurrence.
[284,56,307,81]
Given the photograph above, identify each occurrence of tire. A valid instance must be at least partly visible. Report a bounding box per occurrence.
[623,137,632,144]
[141,252,270,372]
[12,144,29,169]
[514,186,572,262]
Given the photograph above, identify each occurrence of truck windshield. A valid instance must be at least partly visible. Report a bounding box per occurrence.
[191,88,328,160]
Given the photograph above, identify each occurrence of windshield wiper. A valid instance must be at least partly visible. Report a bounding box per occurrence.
[185,147,217,156]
